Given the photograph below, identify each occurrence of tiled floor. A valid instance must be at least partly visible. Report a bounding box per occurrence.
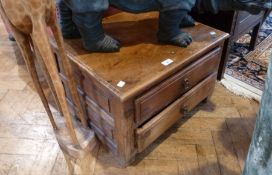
[0,18,259,175]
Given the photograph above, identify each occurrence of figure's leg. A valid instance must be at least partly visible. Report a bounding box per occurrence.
[57,0,81,39]
[158,10,193,47]
[157,0,196,28]
[49,5,88,128]
[31,20,79,144]
[72,11,121,52]
[179,14,195,28]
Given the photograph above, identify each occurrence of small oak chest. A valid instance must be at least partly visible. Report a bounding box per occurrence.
[51,12,229,167]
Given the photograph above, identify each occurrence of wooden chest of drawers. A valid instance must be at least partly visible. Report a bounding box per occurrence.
[51,12,229,167]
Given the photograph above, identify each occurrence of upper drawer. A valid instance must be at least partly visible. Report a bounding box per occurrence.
[135,47,221,126]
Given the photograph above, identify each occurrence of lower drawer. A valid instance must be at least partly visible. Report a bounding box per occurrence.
[136,73,217,152]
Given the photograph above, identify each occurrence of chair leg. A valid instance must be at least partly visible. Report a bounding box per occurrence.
[249,23,261,51]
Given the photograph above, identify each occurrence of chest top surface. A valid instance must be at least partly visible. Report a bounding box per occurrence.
[55,12,229,100]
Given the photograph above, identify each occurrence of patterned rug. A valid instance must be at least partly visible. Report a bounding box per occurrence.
[222,13,272,101]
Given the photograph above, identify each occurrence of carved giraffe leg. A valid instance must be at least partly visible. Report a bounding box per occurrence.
[14,32,58,130]
[49,6,97,170]
[49,7,88,128]
[33,43,64,116]
[0,5,58,129]
[63,153,75,175]
[31,19,79,145]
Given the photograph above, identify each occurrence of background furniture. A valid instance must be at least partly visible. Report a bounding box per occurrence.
[51,12,228,167]
[191,11,267,80]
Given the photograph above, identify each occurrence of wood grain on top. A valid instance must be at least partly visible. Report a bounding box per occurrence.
[51,12,229,100]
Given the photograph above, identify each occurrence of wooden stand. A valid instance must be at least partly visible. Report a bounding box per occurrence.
[51,12,229,167]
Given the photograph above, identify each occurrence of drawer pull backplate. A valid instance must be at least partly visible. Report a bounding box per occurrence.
[183,78,191,90]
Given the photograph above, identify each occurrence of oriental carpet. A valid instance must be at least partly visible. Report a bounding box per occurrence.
[222,13,272,101]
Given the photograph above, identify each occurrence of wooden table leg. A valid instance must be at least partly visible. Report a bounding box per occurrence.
[249,23,261,51]
[217,39,232,80]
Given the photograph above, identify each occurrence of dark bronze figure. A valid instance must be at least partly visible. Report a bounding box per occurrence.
[57,0,271,52]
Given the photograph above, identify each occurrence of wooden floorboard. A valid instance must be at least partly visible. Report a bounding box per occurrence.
[0,18,259,175]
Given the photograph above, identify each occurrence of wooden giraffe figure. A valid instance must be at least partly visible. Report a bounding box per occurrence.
[0,0,97,170]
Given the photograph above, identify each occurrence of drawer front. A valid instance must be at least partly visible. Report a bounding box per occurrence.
[136,73,217,152]
[135,47,221,126]
[234,11,263,36]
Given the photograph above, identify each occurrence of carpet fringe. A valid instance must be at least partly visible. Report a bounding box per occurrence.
[220,75,262,102]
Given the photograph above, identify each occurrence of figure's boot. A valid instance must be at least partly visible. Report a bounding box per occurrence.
[196,0,271,15]
[158,10,193,47]
[72,12,120,52]
[57,0,81,39]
